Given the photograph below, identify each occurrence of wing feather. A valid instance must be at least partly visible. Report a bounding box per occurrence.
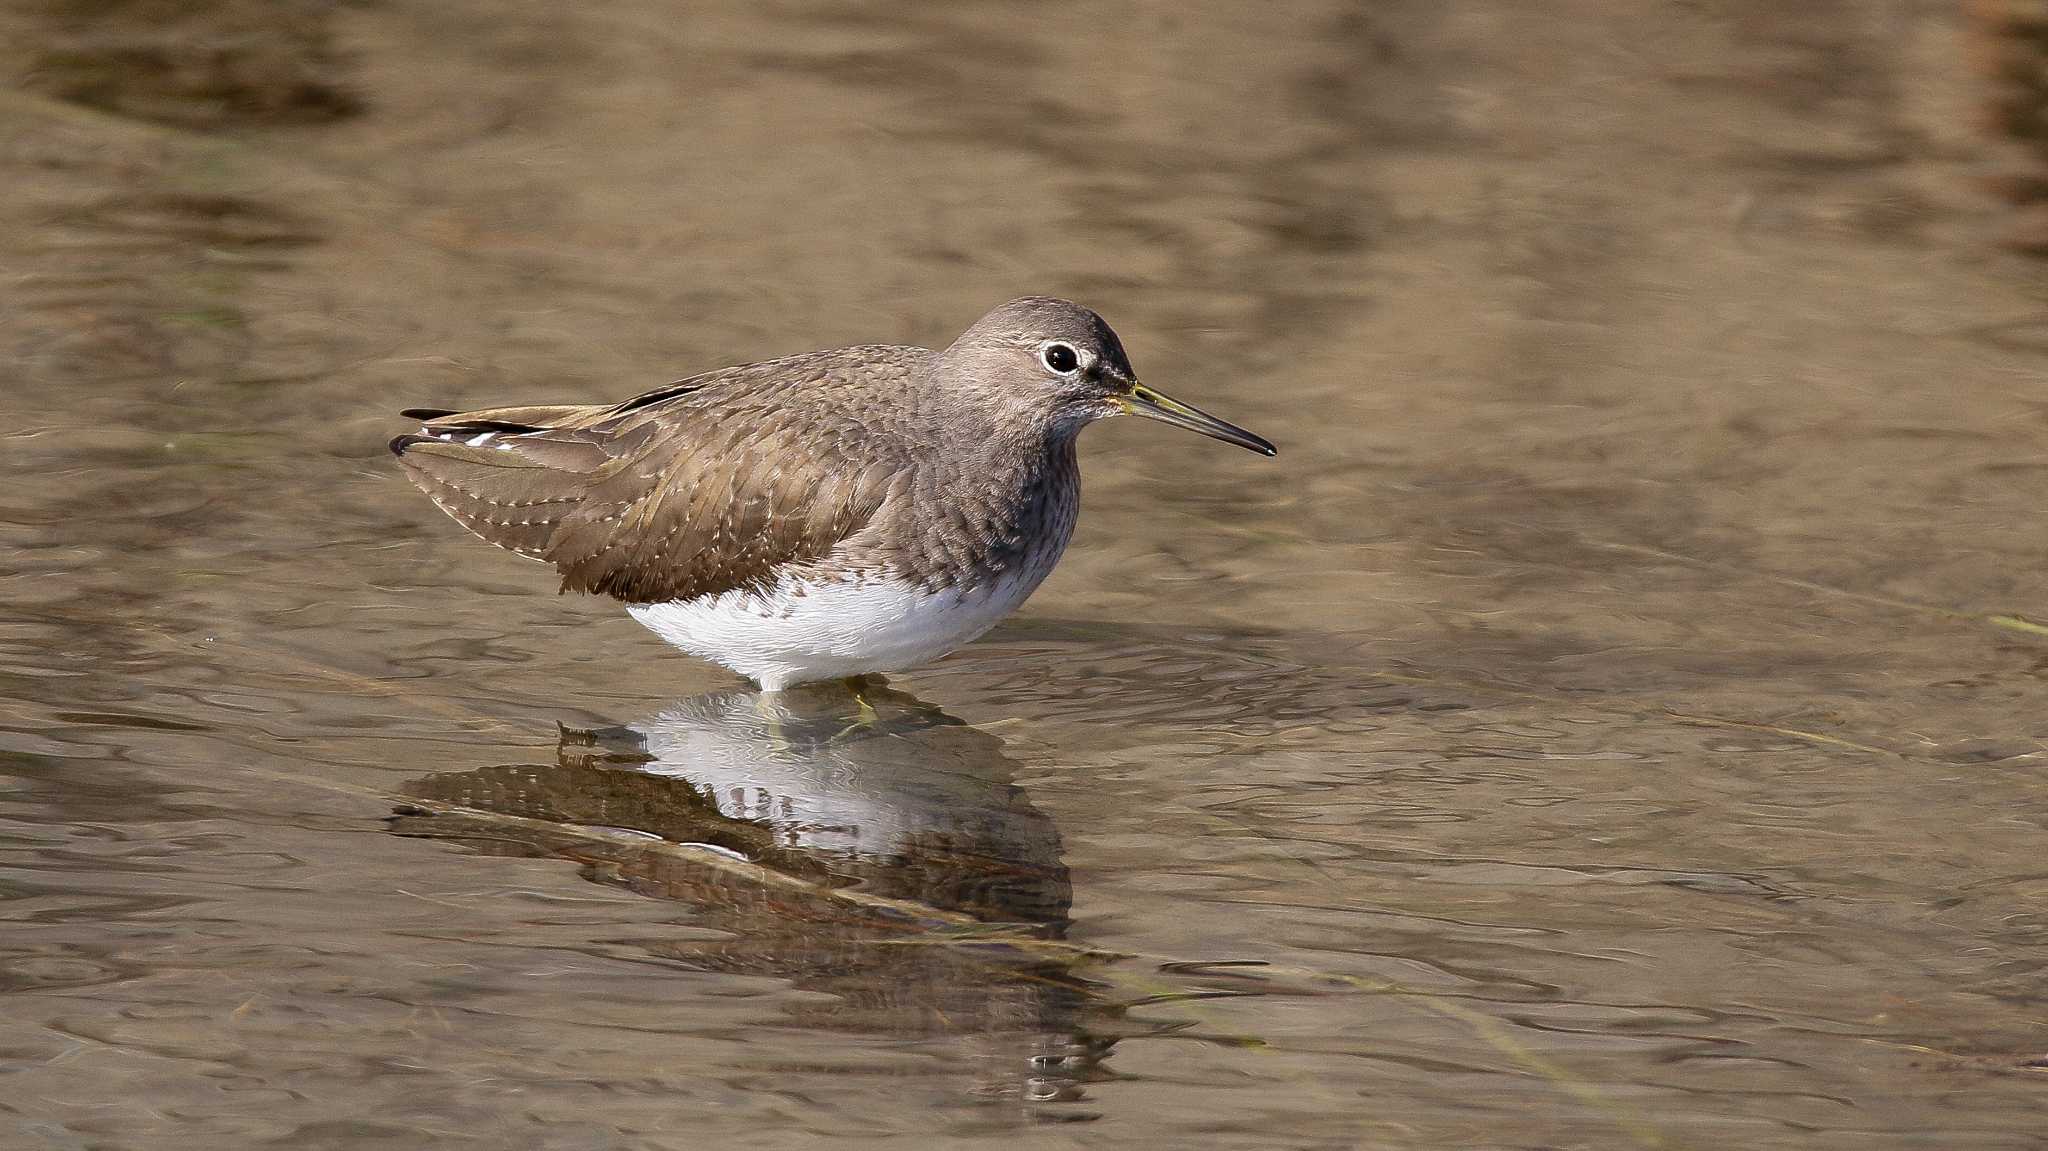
[391,350,915,603]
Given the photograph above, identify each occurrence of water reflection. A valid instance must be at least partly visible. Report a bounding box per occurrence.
[391,680,1115,1106]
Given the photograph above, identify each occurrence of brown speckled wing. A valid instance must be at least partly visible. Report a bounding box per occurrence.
[393,349,918,605]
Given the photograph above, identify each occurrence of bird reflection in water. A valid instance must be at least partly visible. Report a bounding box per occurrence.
[391,678,1115,1107]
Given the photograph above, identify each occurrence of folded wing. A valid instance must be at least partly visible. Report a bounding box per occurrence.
[390,371,902,604]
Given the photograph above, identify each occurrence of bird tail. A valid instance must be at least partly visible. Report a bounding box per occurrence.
[389,405,603,560]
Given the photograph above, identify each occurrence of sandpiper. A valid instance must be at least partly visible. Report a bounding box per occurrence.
[390,297,1274,688]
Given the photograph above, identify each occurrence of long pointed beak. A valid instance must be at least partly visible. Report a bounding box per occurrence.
[1120,383,1276,457]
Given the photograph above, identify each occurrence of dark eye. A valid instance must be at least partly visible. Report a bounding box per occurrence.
[1042,343,1079,373]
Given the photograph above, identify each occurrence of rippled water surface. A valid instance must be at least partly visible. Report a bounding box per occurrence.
[6,2,2048,1147]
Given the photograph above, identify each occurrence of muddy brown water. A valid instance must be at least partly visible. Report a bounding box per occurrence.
[5,2,2048,1147]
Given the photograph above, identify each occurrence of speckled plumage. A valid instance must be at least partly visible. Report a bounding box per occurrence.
[391,297,1270,687]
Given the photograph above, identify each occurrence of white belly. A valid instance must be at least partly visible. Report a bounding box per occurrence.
[627,570,1042,689]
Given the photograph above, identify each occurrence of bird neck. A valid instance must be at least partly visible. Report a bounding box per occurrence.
[958,404,1081,495]
[890,394,1081,591]
[910,361,1081,473]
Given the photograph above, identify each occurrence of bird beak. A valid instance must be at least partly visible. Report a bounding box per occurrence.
[1120,383,1277,457]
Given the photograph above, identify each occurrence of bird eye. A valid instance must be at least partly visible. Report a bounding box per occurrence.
[1042,343,1079,374]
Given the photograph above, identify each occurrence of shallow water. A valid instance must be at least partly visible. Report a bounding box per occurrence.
[5,2,2048,1147]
